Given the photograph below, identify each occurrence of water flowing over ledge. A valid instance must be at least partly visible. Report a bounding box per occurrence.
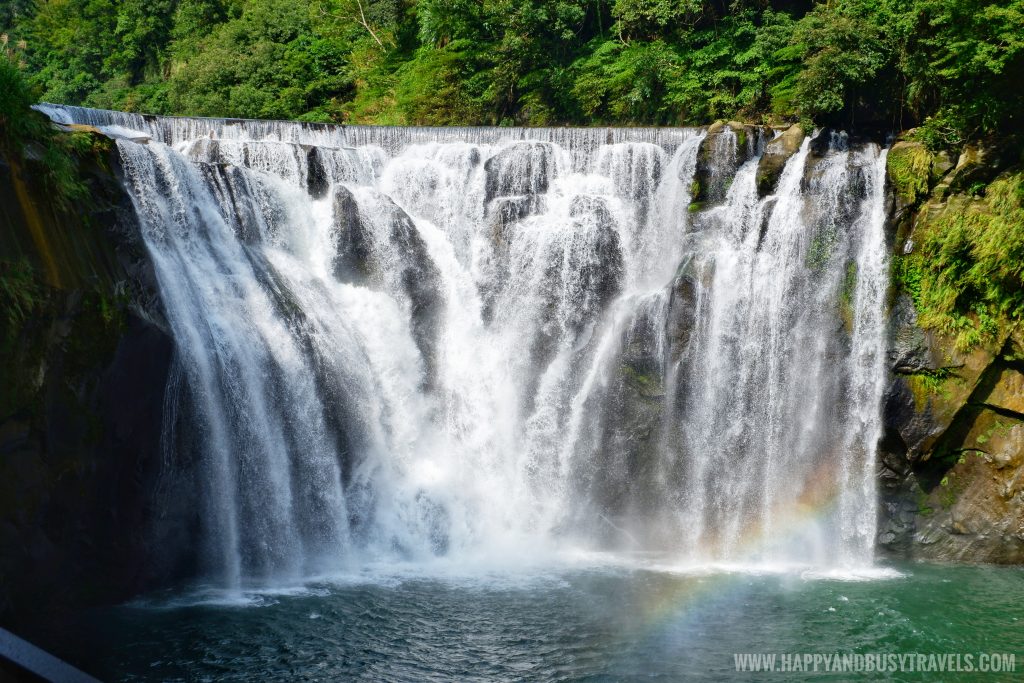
[37,104,890,588]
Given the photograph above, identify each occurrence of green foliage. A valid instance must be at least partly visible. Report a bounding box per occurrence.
[0,54,49,152]
[572,39,680,124]
[887,143,933,205]
[392,42,490,124]
[614,0,705,35]
[913,110,968,153]
[907,0,1024,143]
[2,0,1021,140]
[910,171,1024,349]
[0,55,87,208]
[786,1,895,122]
[4,0,1020,356]
[0,259,43,339]
[893,254,923,307]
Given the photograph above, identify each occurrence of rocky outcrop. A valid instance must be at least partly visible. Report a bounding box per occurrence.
[691,121,768,208]
[484,141,554,205]
[331,185,445,387]
[879,324,1024,563]
[755,124,804,197]
[877,133,1024,564]
[0,135,180,630]
[590,295,668,528]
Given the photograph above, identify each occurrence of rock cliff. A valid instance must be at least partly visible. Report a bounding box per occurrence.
[877,137,1024,563]
[0,127,186,630]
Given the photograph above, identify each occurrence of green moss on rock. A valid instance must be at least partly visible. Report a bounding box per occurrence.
[909,171,1024,350]
[887,141,933,206]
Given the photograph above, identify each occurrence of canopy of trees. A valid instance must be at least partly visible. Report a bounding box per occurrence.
[2,0,1023,144]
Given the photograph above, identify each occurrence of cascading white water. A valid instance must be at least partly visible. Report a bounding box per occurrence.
[39,105,890,583]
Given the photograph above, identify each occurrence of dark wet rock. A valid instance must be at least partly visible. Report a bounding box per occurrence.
[490,196,535,248]
[692,121,765,205]
[0,141,183,628]
[887,294,940,374]
[484,142,554,202]
[569,194,614,224]
[910,401,1024,563]
[330,185,444,387]
[331,185,373,284]
[198,163,264,244]
[586,303,669,529]
[306,145,329,199]
[568,196,624,313]
[878,287,1024,563]
[666,256,702,362]
[523,196,624,377]
[755,124,804,197]
[478,196,536,324]
[877,135,1024,563]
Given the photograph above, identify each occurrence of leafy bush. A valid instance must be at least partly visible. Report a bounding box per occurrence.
[0,55,86,208]
[0,52,52,154]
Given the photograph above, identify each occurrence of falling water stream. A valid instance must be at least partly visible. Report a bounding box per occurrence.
[39,105,891,588]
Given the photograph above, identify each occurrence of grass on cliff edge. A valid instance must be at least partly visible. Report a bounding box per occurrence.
[895,171,1024,350]
[0,56,88,209]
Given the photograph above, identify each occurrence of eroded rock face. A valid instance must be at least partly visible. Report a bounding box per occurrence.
[755,124,804,197]
[331,185,444,387]
[527,195,624,363]
[666,256,701,362]
[331,184,373,284]
[911,394,1024,564]
[0,140,182,627]
[484,141,555,203]
[887,294,939,374]
[878,299,1024,562]
[589,296,669,528]
[691,121,768,206]
[877,131,1024,563]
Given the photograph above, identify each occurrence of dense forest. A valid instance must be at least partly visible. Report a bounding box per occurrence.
[1,0,1022,144]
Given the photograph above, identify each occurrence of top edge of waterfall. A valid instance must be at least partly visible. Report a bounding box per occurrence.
[34,102,709,151]
[36,102,705,132]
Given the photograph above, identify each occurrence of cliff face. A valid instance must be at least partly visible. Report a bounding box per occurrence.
[0,134,188,629]
[878,139,1024,563]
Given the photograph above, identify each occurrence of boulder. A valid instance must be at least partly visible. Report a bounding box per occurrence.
[884,331,1003,459]
[887,293,940,374]
[947,143,1003,195]
[305,145,329,199]
[484,141,554,202]
[692,121,766,204]
[755,124,804,197]
[566,195,623,315]
[666,255,702,361]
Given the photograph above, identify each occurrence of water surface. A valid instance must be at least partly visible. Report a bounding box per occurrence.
[41,559,1024,681]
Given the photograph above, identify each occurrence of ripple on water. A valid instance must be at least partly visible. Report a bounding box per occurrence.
[28,561,1024,682]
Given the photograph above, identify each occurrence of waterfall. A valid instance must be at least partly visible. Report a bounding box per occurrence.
[39,105,890,584]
